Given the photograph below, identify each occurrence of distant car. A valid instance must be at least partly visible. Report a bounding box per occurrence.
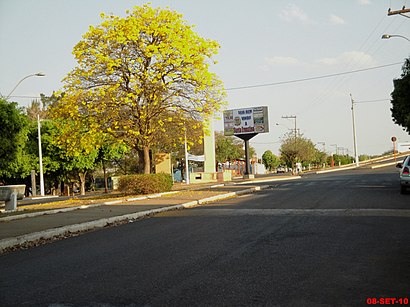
[276,166,286,173]
[396,156,410,194]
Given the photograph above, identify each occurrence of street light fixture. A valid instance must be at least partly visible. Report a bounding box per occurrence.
[6,72,45,99]
[6,72,46,196]
[381,34,410,43]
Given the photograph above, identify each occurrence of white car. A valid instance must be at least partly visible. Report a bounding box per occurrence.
[396,156,410,194]
[276,166,286,173]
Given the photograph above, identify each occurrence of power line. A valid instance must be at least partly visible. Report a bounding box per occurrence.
[296,14,397,116]
[355,98,390,103]
[250,141,281,145]
[7,95,41,99]
[226,62,402,91]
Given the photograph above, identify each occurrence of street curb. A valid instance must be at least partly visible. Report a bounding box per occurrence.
[0,186,267,252]
[316,166,357,174]
[0,179,289,222]
[0,191,180,222]
[233,176,301,185]
[371,162,397,169]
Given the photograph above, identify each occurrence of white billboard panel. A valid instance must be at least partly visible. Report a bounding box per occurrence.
[223,106,269,136]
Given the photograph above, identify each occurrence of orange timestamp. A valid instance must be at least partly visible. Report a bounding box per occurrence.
[366,297,409,305]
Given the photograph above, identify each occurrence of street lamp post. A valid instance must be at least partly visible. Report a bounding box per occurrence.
[6,72,46,195]
[37,114,45,196]
[381,34,410,43]
[6,72,45,99]
[184,127,190,185]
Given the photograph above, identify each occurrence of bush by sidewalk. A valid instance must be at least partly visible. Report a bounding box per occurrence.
[118,173,173,195]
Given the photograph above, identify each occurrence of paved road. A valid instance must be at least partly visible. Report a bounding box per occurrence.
[1,166,409,306]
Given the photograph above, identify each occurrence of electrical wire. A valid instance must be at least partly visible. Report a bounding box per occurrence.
[355,98,390,103]
[295,9,402,116]
[7,95,41,99]
[225,62,402,91]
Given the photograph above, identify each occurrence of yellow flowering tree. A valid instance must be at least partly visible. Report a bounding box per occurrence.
[55,5,225,173]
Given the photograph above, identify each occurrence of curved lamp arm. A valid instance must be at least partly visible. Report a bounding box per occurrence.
[6,72,45,99]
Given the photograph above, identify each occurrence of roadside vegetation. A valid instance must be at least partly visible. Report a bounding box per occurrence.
[391,58,410,133]
[0,4,225,195]
[1,4,409,194]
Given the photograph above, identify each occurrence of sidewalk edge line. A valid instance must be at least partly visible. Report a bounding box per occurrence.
[0,203,104,222]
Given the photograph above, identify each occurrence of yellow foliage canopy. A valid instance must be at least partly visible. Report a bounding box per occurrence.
[52,4,226,173]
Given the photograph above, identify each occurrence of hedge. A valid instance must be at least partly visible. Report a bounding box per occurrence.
[118,173,173,195]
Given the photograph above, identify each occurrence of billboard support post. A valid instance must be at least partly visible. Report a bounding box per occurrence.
[237,133,258,178]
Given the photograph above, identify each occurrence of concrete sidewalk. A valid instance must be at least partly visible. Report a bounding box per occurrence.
[0,181,277,253]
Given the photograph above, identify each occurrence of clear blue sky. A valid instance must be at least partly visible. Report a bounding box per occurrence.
[1,0,409,157]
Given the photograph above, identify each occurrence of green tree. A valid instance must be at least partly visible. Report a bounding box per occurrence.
[312,149,327,167]
[53,4,225,174]
[279,132,317,171]
[328,154,354,166]
[0,98,31,183]
[262,150,280,171]
[391,57,410,133]
[215,132,244,163]
[50,113,104,195]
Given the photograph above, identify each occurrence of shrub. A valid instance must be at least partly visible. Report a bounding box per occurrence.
[118,173,173,195]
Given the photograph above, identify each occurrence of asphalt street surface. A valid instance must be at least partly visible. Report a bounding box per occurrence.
[1,166,409,306]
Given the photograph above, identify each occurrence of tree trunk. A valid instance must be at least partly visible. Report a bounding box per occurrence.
[79,171,87,195]
[137,148,145,173]
[143,146,151,174]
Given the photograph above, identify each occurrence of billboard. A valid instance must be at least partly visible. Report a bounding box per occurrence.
[223,106,269,136]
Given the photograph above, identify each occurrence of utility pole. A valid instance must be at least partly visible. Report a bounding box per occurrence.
[350,94,360,167]
[387,6,410,18]
[282,115,297,138]
[317,142,326,153]
[282,115,297,174]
